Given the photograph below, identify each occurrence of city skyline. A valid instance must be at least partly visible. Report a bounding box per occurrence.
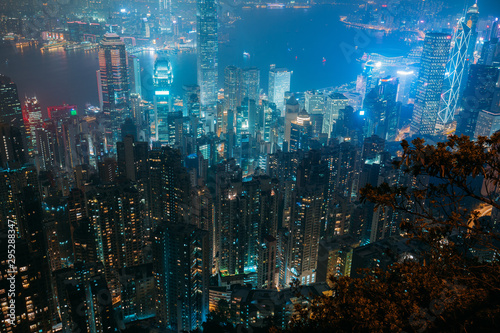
[1,1,500,332]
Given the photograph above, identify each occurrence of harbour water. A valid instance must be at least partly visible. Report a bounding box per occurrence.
[0,6,410,113]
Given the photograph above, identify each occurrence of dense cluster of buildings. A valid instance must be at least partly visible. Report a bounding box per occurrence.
[1,1,500,333]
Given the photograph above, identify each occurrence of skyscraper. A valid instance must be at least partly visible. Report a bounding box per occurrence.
[268,66,291,115]
[153,222,209,331]
[153,53,174,144]
[197,0,218,109]
[87,183,145,302]
[149,146,191,228]
[439,3,479,126]
[242,67,260,102]
[224,65,243,112]
[98,33,130,120]
[0,122,26,169]
[410,33,451,135]
[0,75,23,130]
[129,54,142,97]
[456,64,499,138]
[22,97,43,158]
[323,93,349,138]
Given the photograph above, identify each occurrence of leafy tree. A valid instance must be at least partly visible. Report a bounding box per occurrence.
[281,135,500,332]
[202,300,236,333]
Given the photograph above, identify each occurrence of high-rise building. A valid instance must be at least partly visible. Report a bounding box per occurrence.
[183,84,201,117]
[197,0,218,109]
[456,65,500,138]
[465,3,479,62]
[323,93,349,138]
[224,65,243,112]
[284,95,300,149]
[55,264,115,333]
[268,66,291,114]
[305,90,325,115]
[215,159,243,275]
[240,176,280,273]
[0,122,26,169]
[0,239,54,332]
[87,183,145,302]
[410,33,451,135]
[363,78,400,141]
[439,3,479,126]
[289,109,313,152]
[153,222,209,332]
[22,97,43,158]
[289,156,328,285]
[0,75,23,131]
[129,54,142,97]
[153,53,174,144]
[242,67,260,102]
[149,146,191,228]
[98,33,130,121]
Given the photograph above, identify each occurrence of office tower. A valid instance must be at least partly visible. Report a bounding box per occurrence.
[323,93,349,138]
[167,111,184,148]
[284,95,300,149]
[22,97,43,158]
[356,62,375,102]
[98,32,130,121]
[305,90,325,115]
[183,84,201,117]
[197,0,218,109]
[130,93,148,141]
[242,67,260,102]
[363,77,400,141]
[289,109,313,152]
[129,54,142,96]
[153,53,174,143]
[395,68,416,104]
[479,38,500,66]
[0,122,26,169]
[224,65,243,112]
[153,222,209,332]
[439,4,479,126]
[87,184,145,302]
[474,110,500,137]
[456,65,500,138]
[410,33,451,135]
[67,21,88,42]
[149,146,191,228]
[268,66,291,114]
[0,75,23,131]
[465,3,479,61]
[257,100,274,143]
